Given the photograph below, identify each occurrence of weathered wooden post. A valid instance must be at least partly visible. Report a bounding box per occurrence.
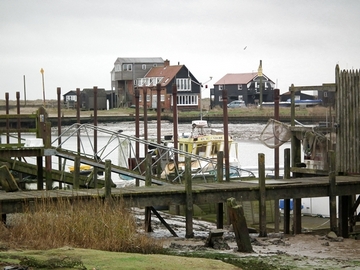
[135,88,140,187]
[283,148,291,234]
[216,151,224,229]
[45,121,52,190]
[258,153,267,237]
[222,90,230,182]
[57,87,63,189]
[328,150,337,232]
[226,197,253,252]
[104,159,112,200]
[36,106,48,190]
[156,83,162,178]
[73,155,80,189]
[185,156,194,238]
[274,88,280,233]
[93,86,98,188]
[290,84,302,234]
[144,153,153,233]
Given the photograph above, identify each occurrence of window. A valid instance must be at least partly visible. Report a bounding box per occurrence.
[219,96,223,102]
[122,64,132,71]
[238,84,242,90]
[324,91,328,97]
[142,64,146,70]
[171,94,198,106]
[238,95,243,101]
[176,78,191,91]
[115,64,121,71]
[153,94,165,102]
[219,85,223,90]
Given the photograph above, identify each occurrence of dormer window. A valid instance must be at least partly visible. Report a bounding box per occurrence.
[176,78,191,91]
[219,85,223,90]
[122,64,132,71]
[115,64,121,71]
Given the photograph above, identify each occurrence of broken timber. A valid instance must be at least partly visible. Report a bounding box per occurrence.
[227,197,253,253]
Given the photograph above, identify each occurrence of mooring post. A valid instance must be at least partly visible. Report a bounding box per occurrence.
[283,148,291,234]
[290,84,302,234]
[258,153,267,237]
[45,122,52,190]
[274,88,280,233]
[144,153,153,233]
[104,159,112,200]
[57,87,62,189]
[135,88,140,187]
[328,150,337,232]
[216,151,224,229]
[222,90,230,182]
[185,156,194,238]
[73,155,80,190]
[36,106,47,190]
[143,86,148,156]
[76,88,81,154]
[156,83,162,178]
[93,86,98,188]
[5,92,9,144]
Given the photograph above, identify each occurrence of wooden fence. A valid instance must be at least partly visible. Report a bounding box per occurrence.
[335,65,360,174]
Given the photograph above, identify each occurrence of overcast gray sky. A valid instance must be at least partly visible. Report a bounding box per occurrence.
[1,0,359,101]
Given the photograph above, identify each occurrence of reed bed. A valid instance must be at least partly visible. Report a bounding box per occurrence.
[0,197,163,254]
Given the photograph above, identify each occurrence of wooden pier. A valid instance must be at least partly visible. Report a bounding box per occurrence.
[1,66,360,240]
[0,171,360,238]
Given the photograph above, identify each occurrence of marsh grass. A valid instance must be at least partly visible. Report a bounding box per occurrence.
[0,197,163,254]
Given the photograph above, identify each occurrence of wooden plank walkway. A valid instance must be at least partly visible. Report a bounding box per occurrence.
[1,175,360,214]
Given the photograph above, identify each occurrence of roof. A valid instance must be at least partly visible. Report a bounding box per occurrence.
[114,57,164,64]
[214,72,273,85]
[63,90,77,96]
[145,65,183,86]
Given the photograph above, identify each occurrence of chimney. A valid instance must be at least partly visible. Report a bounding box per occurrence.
[164,59,170,67]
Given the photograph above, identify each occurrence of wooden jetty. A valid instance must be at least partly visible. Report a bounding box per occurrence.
[1,66,360,240]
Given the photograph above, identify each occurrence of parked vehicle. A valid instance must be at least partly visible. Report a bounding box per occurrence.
[227,100,246,108]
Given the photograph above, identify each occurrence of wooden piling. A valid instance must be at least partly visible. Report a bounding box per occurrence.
[283,148,291,234]
[226,197,253,252]
[216,151,224,229]
[185,156,194,238]
[328,150,337,232]
[222,90,230,182]
[135,88,140,187]
[93,86,98,188]
[45,122,52,190]
[258,153,267,237]
[57,87,63,189]
[104,159,112,200]
[144,154,152,233]
[73,155,80,189]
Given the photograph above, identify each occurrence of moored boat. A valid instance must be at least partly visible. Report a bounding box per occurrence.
[161,120,241,180]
